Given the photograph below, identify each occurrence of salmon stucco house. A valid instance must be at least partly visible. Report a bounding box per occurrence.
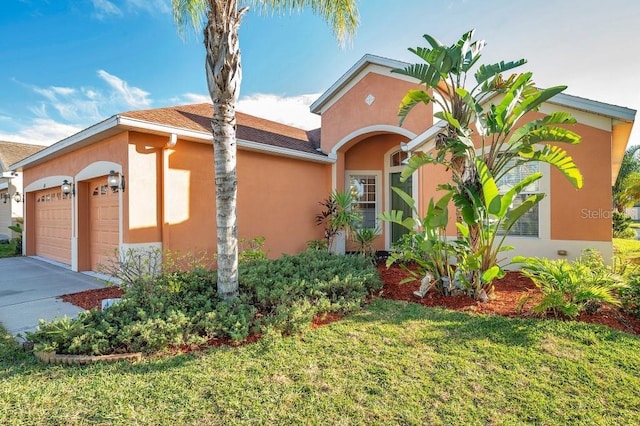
[10,55,636,273]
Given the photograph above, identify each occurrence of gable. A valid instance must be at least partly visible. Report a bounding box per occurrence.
[314,60,433,154]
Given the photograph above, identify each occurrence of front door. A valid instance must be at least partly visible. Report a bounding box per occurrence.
[390,172,412,245]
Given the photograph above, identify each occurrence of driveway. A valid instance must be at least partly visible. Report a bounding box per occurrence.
[0,257,106,339]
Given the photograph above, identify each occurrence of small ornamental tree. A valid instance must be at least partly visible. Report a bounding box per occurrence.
[384,30,583,299]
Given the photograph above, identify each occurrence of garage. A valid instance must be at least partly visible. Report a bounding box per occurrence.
[34,188,72,264]
[88,177,119,271]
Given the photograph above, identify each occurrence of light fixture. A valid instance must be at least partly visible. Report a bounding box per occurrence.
[1,193,9,204]
[107,170,125,193]
[61,179,75,196]
[13,192,22,203]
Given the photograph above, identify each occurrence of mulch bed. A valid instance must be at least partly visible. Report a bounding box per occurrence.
[378,264,640,336]
[57,265,640,337]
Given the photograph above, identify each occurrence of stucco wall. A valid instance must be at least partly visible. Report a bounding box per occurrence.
[320,72,432,154]
[23,134,128,187]
[158,139,330,258]
[549,122,612,242]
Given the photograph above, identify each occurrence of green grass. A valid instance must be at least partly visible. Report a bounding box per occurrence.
[0,241,17,258]
[2,298,639,425]
[614,238,640,259]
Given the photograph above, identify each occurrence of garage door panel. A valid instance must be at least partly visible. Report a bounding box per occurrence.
[89,180,119,271]
[34,188,72,264]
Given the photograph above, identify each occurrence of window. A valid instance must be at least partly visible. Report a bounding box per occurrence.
[390,150,408,167]
[347,172,380,229]
[496,162,540,237]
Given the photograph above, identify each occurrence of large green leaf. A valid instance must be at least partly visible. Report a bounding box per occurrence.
[434,111,462,131]
[391,186,417,212]
[476,158,502,215]
[510,125,581,147]
[508,112,580,145]
[481,266,502,283]
[519,145,583,189]
[503,193,545,231]
[505,85,567,130]
[397,89,434,126]
[400,152,440,182]
[491,72,533,132]
[379,210,416,231]
[500,172,543,217]
[474,59,527,86]
[393,64,441,88]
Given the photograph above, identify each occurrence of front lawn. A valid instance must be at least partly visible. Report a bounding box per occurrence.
[614,237,640,259]
[1,298,639,425]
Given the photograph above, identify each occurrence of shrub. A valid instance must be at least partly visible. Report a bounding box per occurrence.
[613,212,636,239]
[518,251,623,318]
[238,236,267,263]
[620,272,640,318]
[27,250,382,355]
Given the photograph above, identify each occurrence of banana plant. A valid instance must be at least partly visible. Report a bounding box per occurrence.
[381,189,455,288]
[389,30,584,298]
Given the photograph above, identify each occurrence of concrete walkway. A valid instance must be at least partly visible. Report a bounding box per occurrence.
[0,257,106,339]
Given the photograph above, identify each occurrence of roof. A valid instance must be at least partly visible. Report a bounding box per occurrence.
[0,141,46,172]
[13,104,329,170]
[405,93,636,152]
[310,54,410,114]
[121,103,323,156]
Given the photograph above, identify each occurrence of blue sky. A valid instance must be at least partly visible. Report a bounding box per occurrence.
[1,0,638,147]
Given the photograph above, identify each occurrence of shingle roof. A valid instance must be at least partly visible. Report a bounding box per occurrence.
[0,141,46,172]
[121,103,324,156]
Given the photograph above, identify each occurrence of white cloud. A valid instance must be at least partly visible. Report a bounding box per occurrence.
[28,82,102,122]
[176,93,212,104]
[97,70,151,108]
[91,0,122,19]
[236,93,321,130]
[125,0,171,14]
[0,118,82,146]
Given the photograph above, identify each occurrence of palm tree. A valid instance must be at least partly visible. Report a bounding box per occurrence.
[613,145,640,212]
[171,0,359,299]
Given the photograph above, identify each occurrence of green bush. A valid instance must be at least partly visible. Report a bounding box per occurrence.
[27,250,381,355]
[620,272,640,318]
[518,250,623,318]
[613,212,636,239]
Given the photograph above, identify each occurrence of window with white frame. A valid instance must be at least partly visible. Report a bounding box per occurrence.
[347,172,379,229]
[496,161,540,237]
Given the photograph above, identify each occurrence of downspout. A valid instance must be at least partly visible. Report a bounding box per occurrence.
[161,134,178,251]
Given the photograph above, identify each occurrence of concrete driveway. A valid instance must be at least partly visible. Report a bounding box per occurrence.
[0,257,106,339]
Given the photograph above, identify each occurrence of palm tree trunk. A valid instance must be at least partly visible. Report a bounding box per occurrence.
[204,1,246,299]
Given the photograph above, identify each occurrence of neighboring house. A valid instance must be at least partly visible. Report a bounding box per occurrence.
[10,55,636,273]
[0,141,46,242]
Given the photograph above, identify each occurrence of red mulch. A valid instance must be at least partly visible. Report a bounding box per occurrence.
[58,286,124,310]
[57,265,640,337]
[378,264,640,336]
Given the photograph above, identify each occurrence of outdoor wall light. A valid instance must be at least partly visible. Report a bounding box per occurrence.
[1,193,9,203]
[61,179,75,196]
[107,170,125,193]
[13,192,22,203]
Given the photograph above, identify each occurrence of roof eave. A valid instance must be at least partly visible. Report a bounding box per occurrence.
[11,116,121,171]
[310,54,409,115]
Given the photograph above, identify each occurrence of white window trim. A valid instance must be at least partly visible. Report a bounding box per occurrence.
[384,147,419,250]
[496,161,549,239]
[345,170,382,230]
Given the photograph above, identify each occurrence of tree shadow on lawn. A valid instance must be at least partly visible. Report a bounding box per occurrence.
[4,298,638,378]
[349,298,636,349]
